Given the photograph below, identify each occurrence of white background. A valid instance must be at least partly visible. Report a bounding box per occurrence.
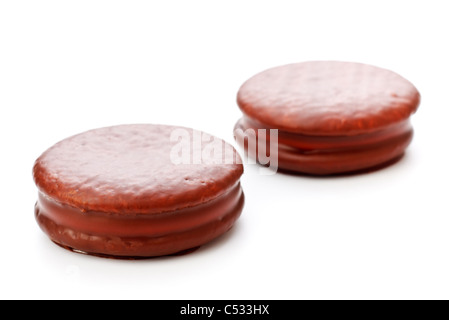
[1,0,448,300]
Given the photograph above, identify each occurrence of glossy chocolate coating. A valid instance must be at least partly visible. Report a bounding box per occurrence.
[34,124,243,214]
[237,61,420,136]
[35,182,244,257]
[33,124,244,257]
[235,118,412,175]
[235,61,420,175]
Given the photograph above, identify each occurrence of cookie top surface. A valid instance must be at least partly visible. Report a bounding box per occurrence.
[237,61,420,136]
[33,124,243,214]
